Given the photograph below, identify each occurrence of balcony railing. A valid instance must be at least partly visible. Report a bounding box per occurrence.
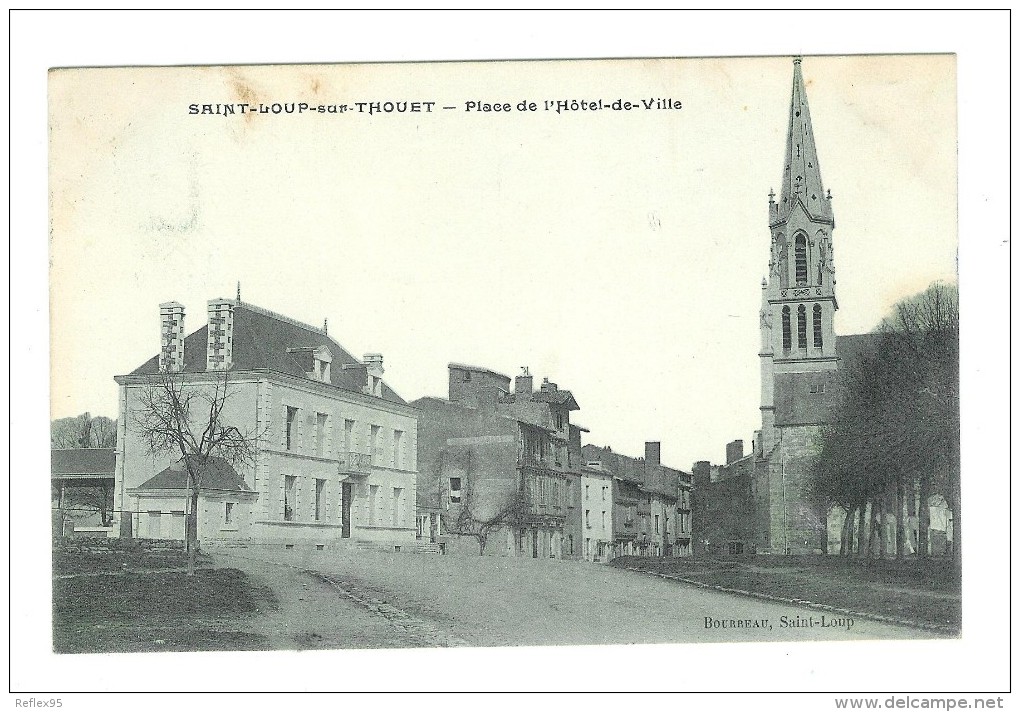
[337,451,373,476]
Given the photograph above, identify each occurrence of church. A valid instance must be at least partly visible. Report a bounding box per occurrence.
[694,58,881,556]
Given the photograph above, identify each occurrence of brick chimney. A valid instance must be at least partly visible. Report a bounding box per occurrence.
[540,377,558,393]
[645,441,661,466]
[726,439,744,465]
[515,367,533,397]
[206,298,235,371]
[159,302,185,373]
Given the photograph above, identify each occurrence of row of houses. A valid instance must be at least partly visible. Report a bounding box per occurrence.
[413,362,692,561]
[60,295,693,561]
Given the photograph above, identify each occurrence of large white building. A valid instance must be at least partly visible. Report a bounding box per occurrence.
[112,296,418,549]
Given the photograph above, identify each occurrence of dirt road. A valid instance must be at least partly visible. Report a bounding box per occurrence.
[214,549,935,649]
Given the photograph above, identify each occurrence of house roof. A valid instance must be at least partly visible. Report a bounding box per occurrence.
[129,301,405,404]
[51,448,116,478]
[580,443,685,497]
[530,389,580,411]
[447,362,512,382]
[132,456,253,493]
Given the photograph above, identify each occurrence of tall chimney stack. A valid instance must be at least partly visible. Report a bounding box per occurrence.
[206,298,235,371]
[159,302,185,373]
[645,441,661,466]
[515,367,533,396]
[726,439,745,465]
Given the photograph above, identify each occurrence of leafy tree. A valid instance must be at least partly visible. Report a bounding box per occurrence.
[134,372,263,575]
[813,282,959,560]
[879,282,960,560]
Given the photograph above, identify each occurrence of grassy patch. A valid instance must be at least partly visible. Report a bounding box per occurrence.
[613,555,961,634]
[53,543,212,576]
[53,568,278,653]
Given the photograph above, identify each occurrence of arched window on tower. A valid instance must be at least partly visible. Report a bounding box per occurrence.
[813,304,823,348]
[782,307,791,351]
[797,304,807,349]
[795,235,808,285]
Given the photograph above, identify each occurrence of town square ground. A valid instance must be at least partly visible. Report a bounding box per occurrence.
[211,549,937,649]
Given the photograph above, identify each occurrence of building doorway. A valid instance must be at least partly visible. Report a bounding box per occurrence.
[341,482,352,538]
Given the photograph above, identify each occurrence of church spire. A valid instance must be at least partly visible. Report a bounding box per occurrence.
[777,57,832,224]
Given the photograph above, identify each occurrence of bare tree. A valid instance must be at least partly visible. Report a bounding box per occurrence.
[51,412,117,449]
[89,416,118,449]
[135,371,263,575]
[451,450,530,555]
[63,482,115,527]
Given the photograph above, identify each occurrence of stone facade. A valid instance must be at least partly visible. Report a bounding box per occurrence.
[753,58,840,554]
[413,364,582,559]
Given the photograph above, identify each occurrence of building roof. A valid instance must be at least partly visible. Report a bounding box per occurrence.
[51,448,116,478]
[447,362,512,382]
[132,456,253,493]
[129,301,405,404]
[581,443,686,498]
[530,389,580,411]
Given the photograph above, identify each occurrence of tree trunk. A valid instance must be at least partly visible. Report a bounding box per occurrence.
[949,493,961,565]
[918,475,930,560]
[895,477,906,561]
[187,487,200,576]
[867,498,880,559]
[819,504,829,555]
[856,503,868,559]
[100,482,113,527]
[877,493,887,559]
[478,532,487,556]
[839,508,851,556]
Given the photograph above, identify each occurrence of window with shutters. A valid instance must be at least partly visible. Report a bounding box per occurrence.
[314,478,325,521]
[285,407,298,451]
[315,413,328,457]
[284,475,296,521]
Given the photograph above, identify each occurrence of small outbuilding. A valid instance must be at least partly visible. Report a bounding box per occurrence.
[127,455,258,543]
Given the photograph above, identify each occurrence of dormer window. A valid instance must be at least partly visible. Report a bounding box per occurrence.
[288,344,333,382]
[312,346,332,382]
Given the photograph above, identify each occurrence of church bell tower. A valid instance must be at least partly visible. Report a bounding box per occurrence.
[759,57,839,454]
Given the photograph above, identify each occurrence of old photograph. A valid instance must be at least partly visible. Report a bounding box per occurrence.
[14,9,1010,699]
[47,52,960,647]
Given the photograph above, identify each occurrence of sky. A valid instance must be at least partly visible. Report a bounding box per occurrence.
[48,53,958,470]
[14,9,1011,698]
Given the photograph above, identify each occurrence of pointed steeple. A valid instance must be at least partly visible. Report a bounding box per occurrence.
[777,57,832,224]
